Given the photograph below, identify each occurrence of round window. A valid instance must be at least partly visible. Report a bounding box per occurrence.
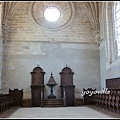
[44,7,60,22]
[31,2,75,30]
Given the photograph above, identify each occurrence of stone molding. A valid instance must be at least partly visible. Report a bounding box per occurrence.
[29,1,75,31]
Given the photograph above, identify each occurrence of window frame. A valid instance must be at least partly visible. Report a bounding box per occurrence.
[114,1,120,56]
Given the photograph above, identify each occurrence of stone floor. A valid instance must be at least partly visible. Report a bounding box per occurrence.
[0,105,120,119]
[0,106,120,119]
[0,106,20,118]
[88,105,120,118]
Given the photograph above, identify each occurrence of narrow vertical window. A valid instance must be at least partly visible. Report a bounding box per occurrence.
[115,1,120,56]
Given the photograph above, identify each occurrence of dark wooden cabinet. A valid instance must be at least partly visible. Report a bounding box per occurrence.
[83,88,96,105]
[9,88,23,106]
[64,85,75,106]
[60,66,75,106]
[30,66,45,107]
[106,77,120,89]
[30,85,42,107]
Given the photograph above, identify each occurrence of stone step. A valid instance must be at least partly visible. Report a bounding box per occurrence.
[22,98,65,107]
[22,98,31,107]
[42,98,64,107]
[43,98,63,101]
[75,98,84,106]
[43,105,64,107]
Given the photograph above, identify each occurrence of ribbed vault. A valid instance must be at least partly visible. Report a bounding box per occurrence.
[1,1,102,43]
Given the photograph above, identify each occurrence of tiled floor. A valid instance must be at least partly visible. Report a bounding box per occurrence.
[7,106,115,119]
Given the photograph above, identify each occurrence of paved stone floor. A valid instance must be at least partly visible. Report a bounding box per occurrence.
[7,106,115,119]
[1,105,120,119]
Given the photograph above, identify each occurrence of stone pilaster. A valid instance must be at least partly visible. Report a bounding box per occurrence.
[0,3,3,93]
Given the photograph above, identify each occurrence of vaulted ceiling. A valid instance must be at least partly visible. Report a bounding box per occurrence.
[1,2,99,28]
[1,1,102,40]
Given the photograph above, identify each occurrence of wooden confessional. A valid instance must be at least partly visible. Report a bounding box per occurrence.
[59,66,75,106]
[30,66,45,107]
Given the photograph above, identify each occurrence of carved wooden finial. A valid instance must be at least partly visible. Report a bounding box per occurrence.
[51,72,53,76]
[37,64,40,67]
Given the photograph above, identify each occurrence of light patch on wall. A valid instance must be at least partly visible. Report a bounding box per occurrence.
[3,62,15,71]
[61,43,99,50]
[30,44,46,55]
[4,43,46,55]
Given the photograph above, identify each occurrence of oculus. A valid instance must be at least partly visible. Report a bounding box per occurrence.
[30,2,75,31]
[44,7,61,22]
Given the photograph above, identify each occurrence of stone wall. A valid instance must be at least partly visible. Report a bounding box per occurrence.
[99,2,120,88]
[2,2,100,99]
